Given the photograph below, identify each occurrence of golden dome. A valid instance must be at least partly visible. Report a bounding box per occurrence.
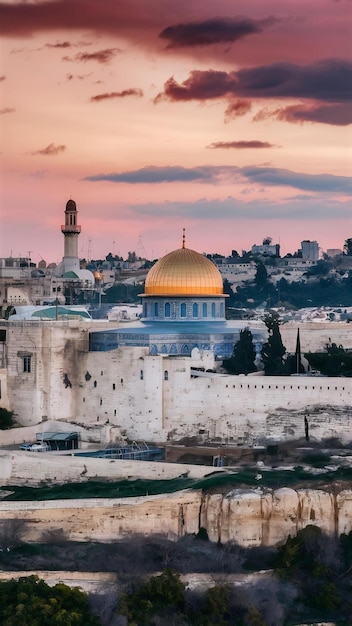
[144,246,223,296]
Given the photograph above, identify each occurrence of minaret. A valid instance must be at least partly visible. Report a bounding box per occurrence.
[61,199,81,274]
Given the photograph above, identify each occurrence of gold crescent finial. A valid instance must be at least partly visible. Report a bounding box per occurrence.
[182,228,186,249]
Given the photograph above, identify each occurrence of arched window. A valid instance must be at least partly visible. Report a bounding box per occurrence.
[143,303,147,317]
[154,302,159,317]
[220,302,224,317]
[211,302,216,318]
[181,344,189,354]
[180,303,186,318]
[161,344,168,354]
[192,303,198,318]
[164,302,171,318]
[202,302,207,318]
[140,370,144,380]
[164,370,169,381]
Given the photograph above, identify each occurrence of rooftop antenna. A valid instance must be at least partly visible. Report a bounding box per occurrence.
[87,238,92,262]
[182,228,186,249]
[137,234,147,259]
[27,251,33,268]
[112,239,115,256]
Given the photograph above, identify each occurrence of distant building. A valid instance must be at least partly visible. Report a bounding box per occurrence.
[251,243,280,257]
[301,240,319,261]
[326,248,343,258]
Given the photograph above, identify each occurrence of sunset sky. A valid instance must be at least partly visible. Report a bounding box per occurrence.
[1,0,351,264]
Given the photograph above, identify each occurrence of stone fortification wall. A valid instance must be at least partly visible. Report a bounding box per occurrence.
[4,320,352,445]
[0,487,351,547]
[280,322,352,353]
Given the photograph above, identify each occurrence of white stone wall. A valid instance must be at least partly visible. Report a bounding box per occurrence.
[280,321,352,353]
[3,320,352,444]
[0,368,10,410]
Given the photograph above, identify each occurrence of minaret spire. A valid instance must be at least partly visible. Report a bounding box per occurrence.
[182,228,186,249]
[61,198,81,274]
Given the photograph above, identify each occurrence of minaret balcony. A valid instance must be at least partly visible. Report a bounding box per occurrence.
[61,225,81,234]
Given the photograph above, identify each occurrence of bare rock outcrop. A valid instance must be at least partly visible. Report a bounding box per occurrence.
[201,488,352,547]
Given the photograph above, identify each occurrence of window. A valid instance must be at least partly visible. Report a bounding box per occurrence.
[192,303,198,318]
[94,381,97,388]
[164,370,169,381]
[140,370,144,380]
[113,383,115,390]
[154,302,159,317]
[202,303,207,318]
[211,302,216,318]
[180,303,186,318]
[23,355,31,373]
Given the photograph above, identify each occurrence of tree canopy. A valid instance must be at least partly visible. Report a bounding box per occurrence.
[223,328,257,375]
[305,342,352,377]
[0,408,14,429]
[0,575,101,626]
[261,313,286,375]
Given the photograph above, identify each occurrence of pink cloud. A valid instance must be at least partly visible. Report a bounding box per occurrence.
[63,48,120,64]
[31,143,66,156]
[0,107,15,114]
[90,88,143,102]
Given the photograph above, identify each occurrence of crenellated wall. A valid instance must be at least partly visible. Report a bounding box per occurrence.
[3,320,352,444]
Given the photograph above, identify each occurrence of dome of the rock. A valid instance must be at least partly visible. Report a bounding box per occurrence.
[144,246,223,296]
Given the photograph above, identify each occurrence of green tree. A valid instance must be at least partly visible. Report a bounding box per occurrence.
[0,408,14,429]
[0,575,101,625]
[254,261,268,288]
[344,237,352,256]
[118,568,185,624]
[261,313,286,375]
[305,342,352,377]
[223,328,257,375]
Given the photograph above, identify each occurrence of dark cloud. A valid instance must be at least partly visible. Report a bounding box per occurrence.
[63,48,120,64]
[84,165,218,184]
[90,88,143,102]
[0,107,15,115]
[84,164,352,195]
[154,70,231,103]
[254,102,352,126]
[224,99,252,122]
[45,40,71,48]
[66,73,91,81]
[159,16,277,48]
[156,59,352,116]
[31,143,66,156]
[241,166,352,194]
[208,140,275,149]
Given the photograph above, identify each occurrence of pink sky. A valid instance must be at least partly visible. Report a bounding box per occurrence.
[0,0,351,264]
